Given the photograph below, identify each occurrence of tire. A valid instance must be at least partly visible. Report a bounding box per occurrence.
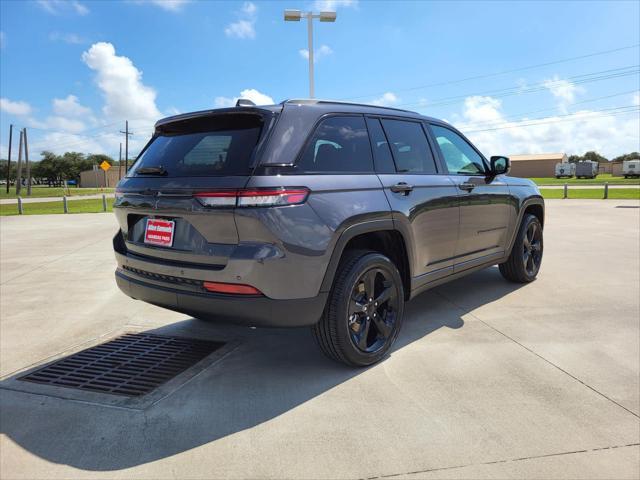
[312,249,405,367]
[499,214,543,283]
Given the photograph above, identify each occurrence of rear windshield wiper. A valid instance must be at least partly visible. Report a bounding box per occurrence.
[136,166,167,175]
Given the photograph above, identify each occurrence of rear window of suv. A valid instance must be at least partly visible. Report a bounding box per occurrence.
[129,114,263,177]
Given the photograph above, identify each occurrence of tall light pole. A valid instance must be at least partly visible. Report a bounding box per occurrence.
[284,9,336,98]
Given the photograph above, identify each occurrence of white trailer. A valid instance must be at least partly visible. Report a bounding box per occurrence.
[555,162,575,178]
[623,160,640,178]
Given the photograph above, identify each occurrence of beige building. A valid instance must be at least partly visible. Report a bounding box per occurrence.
[508,153,567,178]
[80,168,123,188]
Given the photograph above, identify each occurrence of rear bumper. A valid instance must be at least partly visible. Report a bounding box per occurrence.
[115,271,327,327]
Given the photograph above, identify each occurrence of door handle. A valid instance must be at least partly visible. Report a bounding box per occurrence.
[390,182,414,194]
[458,182,476,191]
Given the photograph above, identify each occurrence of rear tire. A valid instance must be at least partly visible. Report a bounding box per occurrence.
[312,250,404,367]
[499,214,543,283]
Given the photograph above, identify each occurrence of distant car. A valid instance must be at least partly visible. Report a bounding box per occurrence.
[113,99,545,366]
[555,162,575,178]
[623,160,640,178]
[575,161,598,179]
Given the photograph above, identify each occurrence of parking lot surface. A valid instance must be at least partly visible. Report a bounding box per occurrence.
[1,200,639,479]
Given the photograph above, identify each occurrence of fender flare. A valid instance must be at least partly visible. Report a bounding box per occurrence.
[319,219,398,293]
[506,196,545,255]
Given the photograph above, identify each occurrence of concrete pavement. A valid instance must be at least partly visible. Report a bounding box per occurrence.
[0,200,638,479]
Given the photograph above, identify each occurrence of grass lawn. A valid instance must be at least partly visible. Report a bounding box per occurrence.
[0,198,115,216]
[531,174,639,186]
[0,186,114,199]
[540,188,640,200]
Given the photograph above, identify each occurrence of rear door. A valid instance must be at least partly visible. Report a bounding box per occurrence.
[114,111,273,266]
[368,116,459,284]
[428,123,512,271]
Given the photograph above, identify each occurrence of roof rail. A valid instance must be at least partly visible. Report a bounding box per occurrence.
[282,98,417,114]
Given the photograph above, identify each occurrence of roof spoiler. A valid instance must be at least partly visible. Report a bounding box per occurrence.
[236,98,256,107]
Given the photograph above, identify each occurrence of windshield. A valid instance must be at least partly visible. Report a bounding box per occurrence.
[129,114,263,177]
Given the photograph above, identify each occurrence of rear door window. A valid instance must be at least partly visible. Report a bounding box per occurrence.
[297,116,373,173]
[130,114,263,177]
[365,117,396,173]
[380,119,437,174]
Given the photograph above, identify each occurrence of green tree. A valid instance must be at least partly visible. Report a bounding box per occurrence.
[582,151,608,163]
[611,152,640,162]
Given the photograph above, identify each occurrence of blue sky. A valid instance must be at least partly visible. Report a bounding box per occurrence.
[0,0,639,160]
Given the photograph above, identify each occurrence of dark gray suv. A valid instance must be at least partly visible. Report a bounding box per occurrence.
[113,99,544,366]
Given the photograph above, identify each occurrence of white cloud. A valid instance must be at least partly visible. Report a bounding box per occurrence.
[214,88,274,107]
[37,0,89,16]
[241,1,257,15]
[49,31,86,45]
[454,95,640,158]
[542,75,585,108]
[225,2,257,39]
[132,0,191,12]
[225,20,255,39]
[371,92,399,106]
[82,42,161,125]
[52,95,92,117]
[312,0,358,10]
[633,92,640,107]
[299,44,333,62]
[0,98,32,116]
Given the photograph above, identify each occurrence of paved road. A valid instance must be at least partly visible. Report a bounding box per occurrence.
[1,200,638,479]
[0,193,115,205]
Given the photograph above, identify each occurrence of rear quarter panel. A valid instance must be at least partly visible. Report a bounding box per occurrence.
[236,174,392,299]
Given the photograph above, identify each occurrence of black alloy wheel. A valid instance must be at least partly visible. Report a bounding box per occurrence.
[312,250,405,367]
[523,221,543,277]
[347,267,399,354]
[499,213,544,283]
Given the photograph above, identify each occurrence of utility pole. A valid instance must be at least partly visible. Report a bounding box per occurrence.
[15,129,23,196]
[24,128,31,196]
[118,142,122,180]
[120,121,133,173]
[5,124,12,194]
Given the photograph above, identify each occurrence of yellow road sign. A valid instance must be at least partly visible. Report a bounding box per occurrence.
[100,161,111,172]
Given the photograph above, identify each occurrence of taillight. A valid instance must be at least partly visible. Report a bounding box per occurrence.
[203,281,262,295]
[195,188,309,208]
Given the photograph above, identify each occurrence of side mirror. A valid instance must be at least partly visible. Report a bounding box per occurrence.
[490,156,510,176]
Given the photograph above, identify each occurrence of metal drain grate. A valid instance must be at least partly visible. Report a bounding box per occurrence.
[20,333,224,397]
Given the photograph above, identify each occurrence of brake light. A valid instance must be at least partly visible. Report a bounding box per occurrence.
[203,281,262,295]
[195,188,309,208]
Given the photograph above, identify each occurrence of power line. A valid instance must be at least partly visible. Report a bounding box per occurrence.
[457,89,640,129]
[342,43,640,101]
[398,65,639,109]
[463,105,639,133]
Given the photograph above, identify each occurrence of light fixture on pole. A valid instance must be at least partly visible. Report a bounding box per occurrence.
[284,9,336,98]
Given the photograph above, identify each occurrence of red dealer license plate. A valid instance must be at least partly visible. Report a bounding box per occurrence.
[144,219,175,247]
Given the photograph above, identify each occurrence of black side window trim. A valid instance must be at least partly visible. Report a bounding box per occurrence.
[371,115,442,175]
[426,122,489,176]
[293,113,375,175]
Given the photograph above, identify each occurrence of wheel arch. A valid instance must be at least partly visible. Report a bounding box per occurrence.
[320,221,412,301]
[505,197,545,256]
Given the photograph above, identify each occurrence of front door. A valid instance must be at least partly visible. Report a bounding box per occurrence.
[429,124,512,271]
[367,117,459,285]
